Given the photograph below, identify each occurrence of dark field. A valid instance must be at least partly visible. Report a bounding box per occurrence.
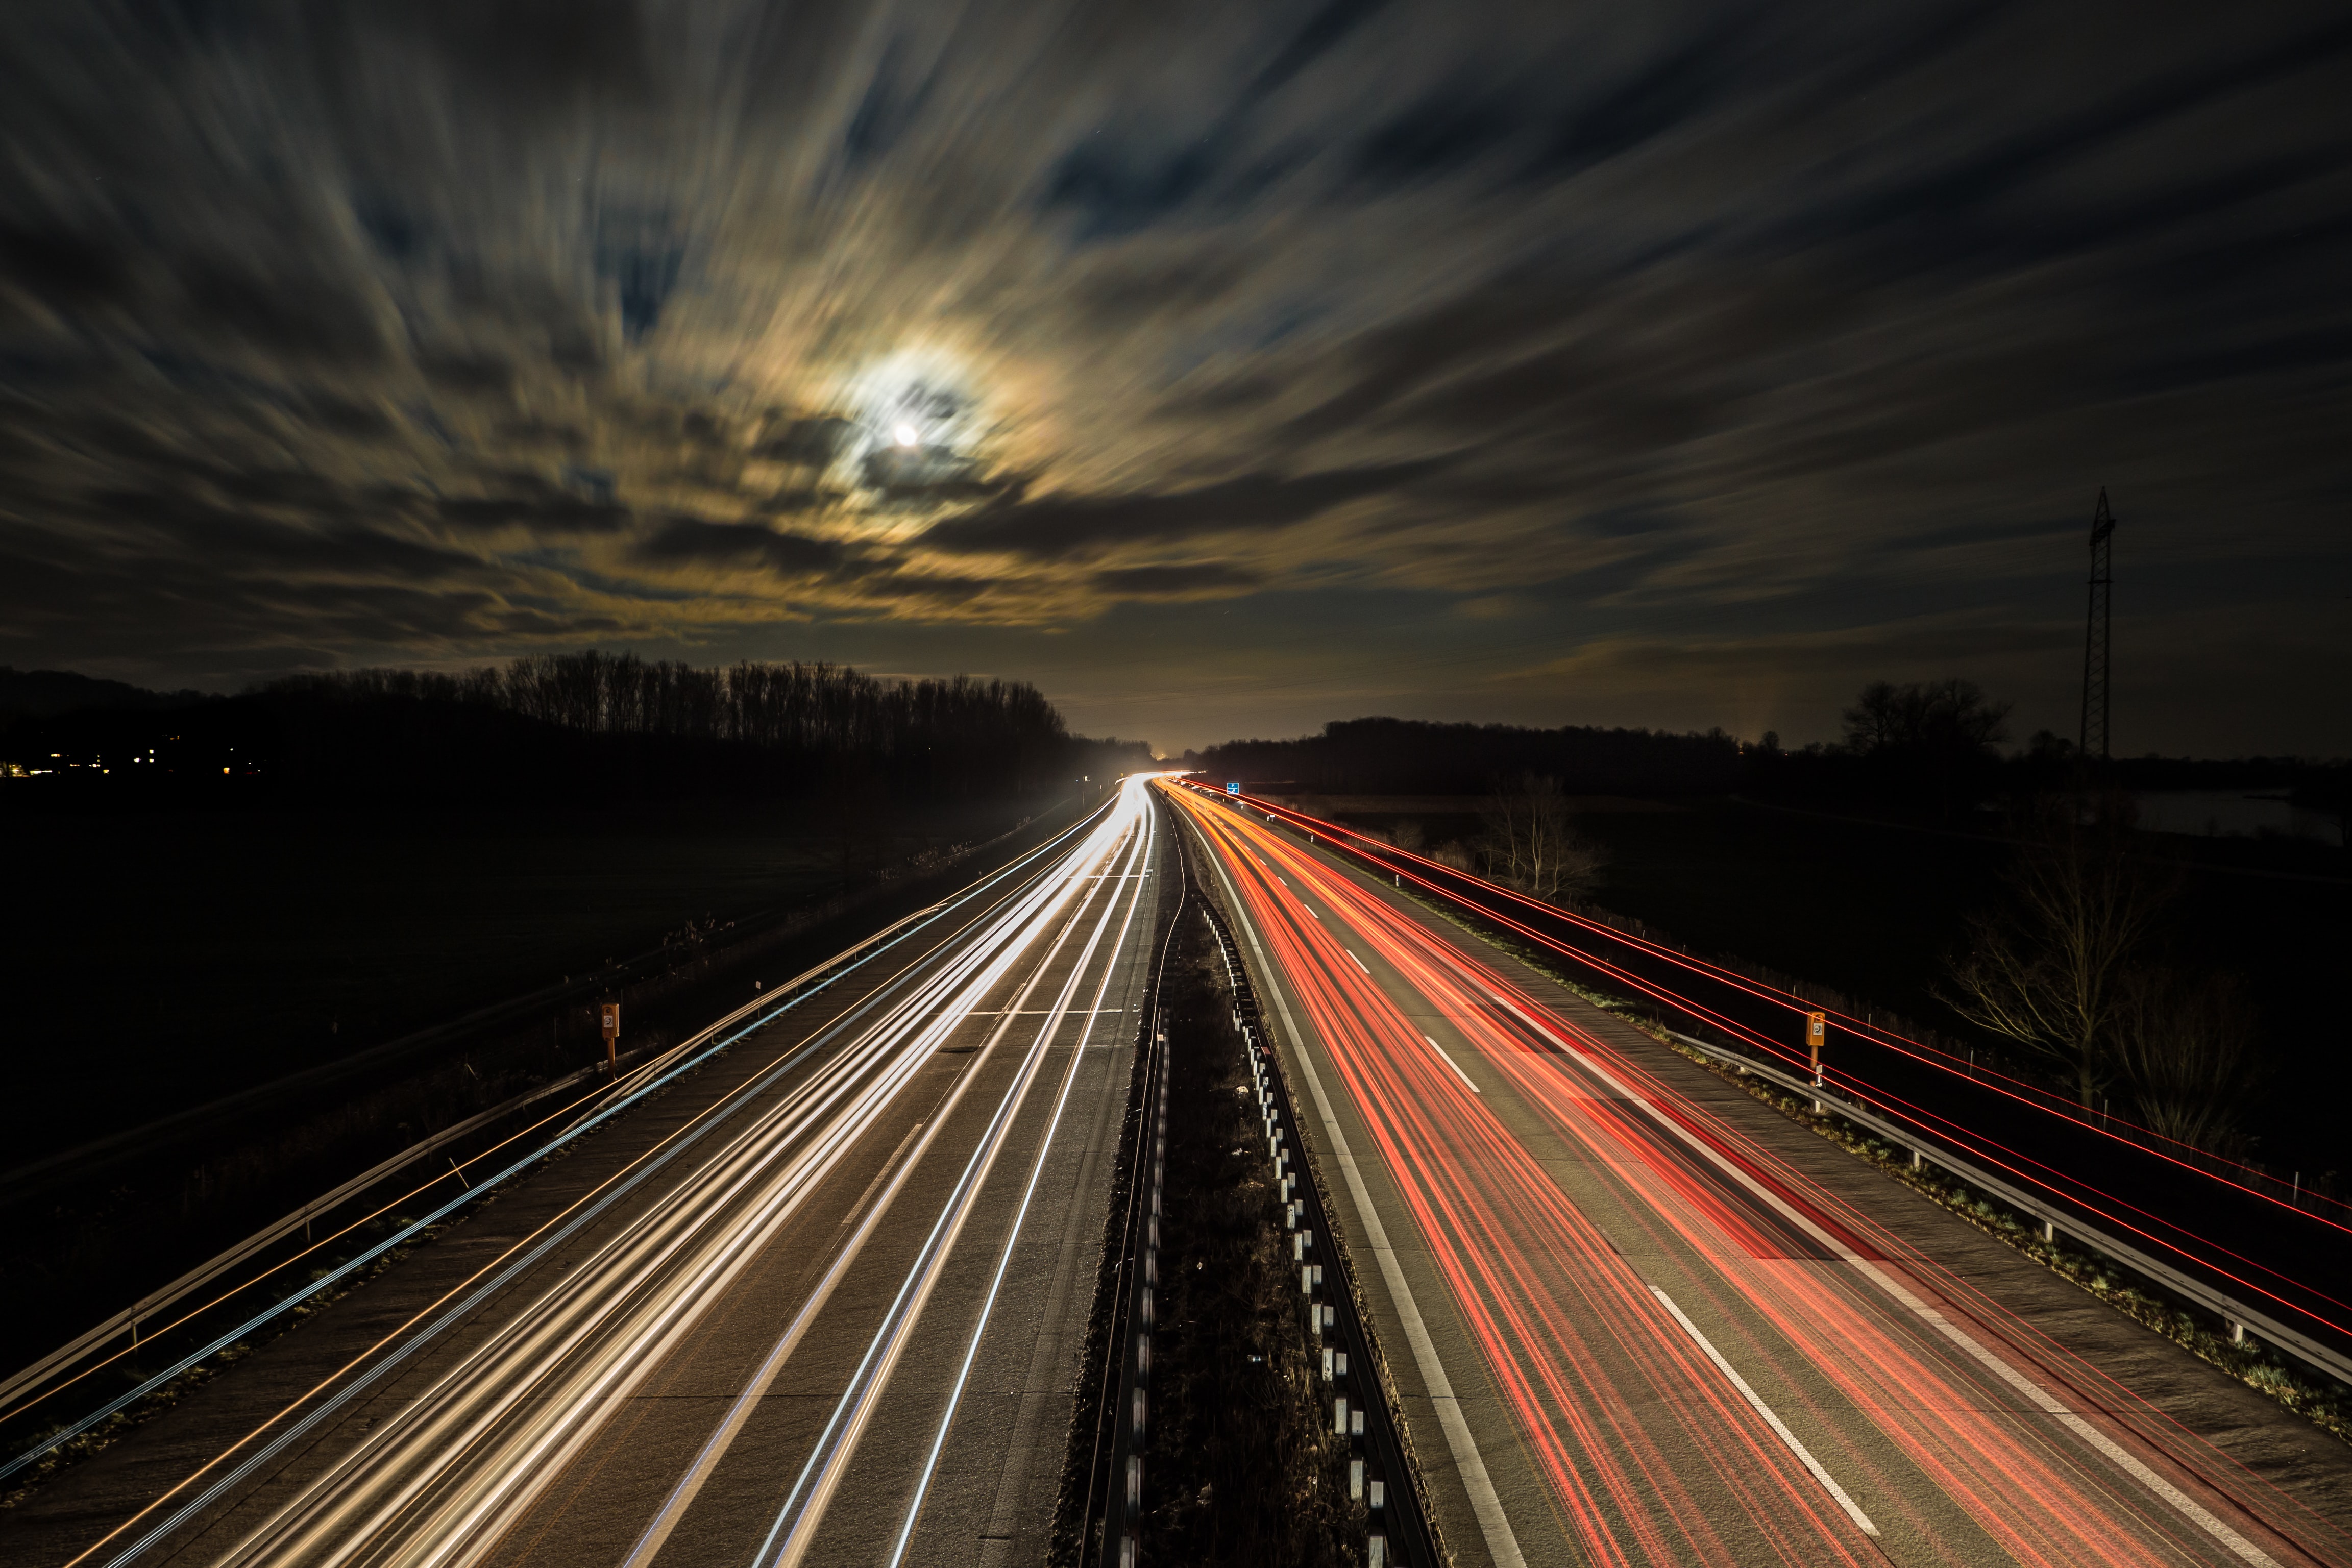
[3,797,1030,1166]
[1334,799,2350,1179]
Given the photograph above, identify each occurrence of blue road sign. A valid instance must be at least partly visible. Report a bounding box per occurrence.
[1226,781,1242,795]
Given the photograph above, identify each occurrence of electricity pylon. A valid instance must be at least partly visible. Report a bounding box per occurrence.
[2079,488,2115,762]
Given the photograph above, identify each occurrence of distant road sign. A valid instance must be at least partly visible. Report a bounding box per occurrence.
[1227,781,1241,795]
[601,1003,620,1038]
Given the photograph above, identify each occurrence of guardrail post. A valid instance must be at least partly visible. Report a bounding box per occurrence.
[1658,1026,2352,1392]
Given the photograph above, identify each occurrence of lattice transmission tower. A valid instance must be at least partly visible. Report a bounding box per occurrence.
[2078,488,2115,762]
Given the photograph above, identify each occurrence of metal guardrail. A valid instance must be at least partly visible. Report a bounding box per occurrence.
[0,802,1128,1447]
[1184,828,1441,1568]
[1089,911,1176,1568]
[1664,1030,2352,1391]
[1214,780,2350,1233]
[0,897,956,1426]
[0,1043,638,1418]
[1197,780,2352,1396]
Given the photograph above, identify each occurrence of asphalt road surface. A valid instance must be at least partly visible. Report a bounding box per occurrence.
[6,777,1171,1568]
[1166,782,2352,1568]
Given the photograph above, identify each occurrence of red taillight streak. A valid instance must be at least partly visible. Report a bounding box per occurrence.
[1241,792,2352,1314]
[1321,875,2201,1563]
[1185,796,1867,1564]
[1174,791,2333,1567]
[1201,781,2349,1233]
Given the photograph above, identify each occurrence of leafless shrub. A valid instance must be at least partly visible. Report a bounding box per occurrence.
[1478,771,1602,905]
[2114,969,2266,1156]
[1940,794,2194,1109]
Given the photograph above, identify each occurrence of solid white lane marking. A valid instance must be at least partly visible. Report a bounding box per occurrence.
[964,1007,1130,1015]
[1422,1036,1481,1095]
[1205,840,1528,1568]
[839,1121,924,1228]
[1650,1287,1879,1537]
[629,805,1152,1568]
[1480,989,2285,1568]
[887,797,1160,1565]
[766,821,1142,1567]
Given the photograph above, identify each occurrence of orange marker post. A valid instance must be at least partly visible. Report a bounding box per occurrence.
[602,1002,621,1074]
[1806,1011,1826,1087]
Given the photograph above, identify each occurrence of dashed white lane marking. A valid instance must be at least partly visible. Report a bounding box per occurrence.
[1480,988,2284,1568]
[1206,843,1528,1568]
[1423,1036,1482,1095]
[1650,1287,1879,1537]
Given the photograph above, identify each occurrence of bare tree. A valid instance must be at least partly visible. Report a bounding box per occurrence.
[1841,678,2011,755]
[2112,969,2265,1155]
[1843,677,2013,818]
[1479,772,1603,904]
[1391,819,1426,853]
[1938,797,2175,1104]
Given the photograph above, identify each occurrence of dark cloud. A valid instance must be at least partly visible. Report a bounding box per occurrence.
[0,0,2344,752]
[1352,93,1523,187]
[1094,561,1261,597]
[418,349,517,396]
[496,415,586,451]
[753,417,857,467]
[305,395,396,439]
[0,225,133,307]
[860,444,1021,508]
[595,209,688,342]
[923,460,1454,558]
[753,486,847,517]
[436,491,630,534]
[1517,33,1748,183]
[374,0,652,107]
[178,264,387,365]
[632,516,844,575]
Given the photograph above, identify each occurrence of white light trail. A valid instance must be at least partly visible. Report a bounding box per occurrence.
[101,785,1157,1568]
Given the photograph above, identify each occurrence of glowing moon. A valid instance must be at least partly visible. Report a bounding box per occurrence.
[893,423,919,447]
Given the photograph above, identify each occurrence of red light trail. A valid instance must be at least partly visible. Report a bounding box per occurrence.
[1164,783,2347,1567]
[1192,783,2352,1360]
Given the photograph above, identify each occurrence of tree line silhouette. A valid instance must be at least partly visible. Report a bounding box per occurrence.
[4,651,1144,806]
[1192,716,1744,797]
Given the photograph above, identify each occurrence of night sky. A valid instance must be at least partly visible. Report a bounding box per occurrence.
[2,2,2347,756]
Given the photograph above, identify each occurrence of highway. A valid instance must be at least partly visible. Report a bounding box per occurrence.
[1164,782,2352,1568]
[6,777,1170,1568]
[1230,793,2352,1358]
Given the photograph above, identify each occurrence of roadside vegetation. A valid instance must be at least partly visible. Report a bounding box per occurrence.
[1940,793,2269,1152]
[1223,676,2344,1188]
[1393,892,2352,1451]
[1057,906,1361,1567]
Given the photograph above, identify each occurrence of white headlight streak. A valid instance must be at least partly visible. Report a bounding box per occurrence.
[87,781,1162,1568]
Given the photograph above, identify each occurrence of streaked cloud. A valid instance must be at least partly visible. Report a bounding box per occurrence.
[0,0,2344,751]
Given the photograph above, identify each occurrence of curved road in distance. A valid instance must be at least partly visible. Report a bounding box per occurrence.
[1165,781,2350,1568]
[10,777,1172,1568]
